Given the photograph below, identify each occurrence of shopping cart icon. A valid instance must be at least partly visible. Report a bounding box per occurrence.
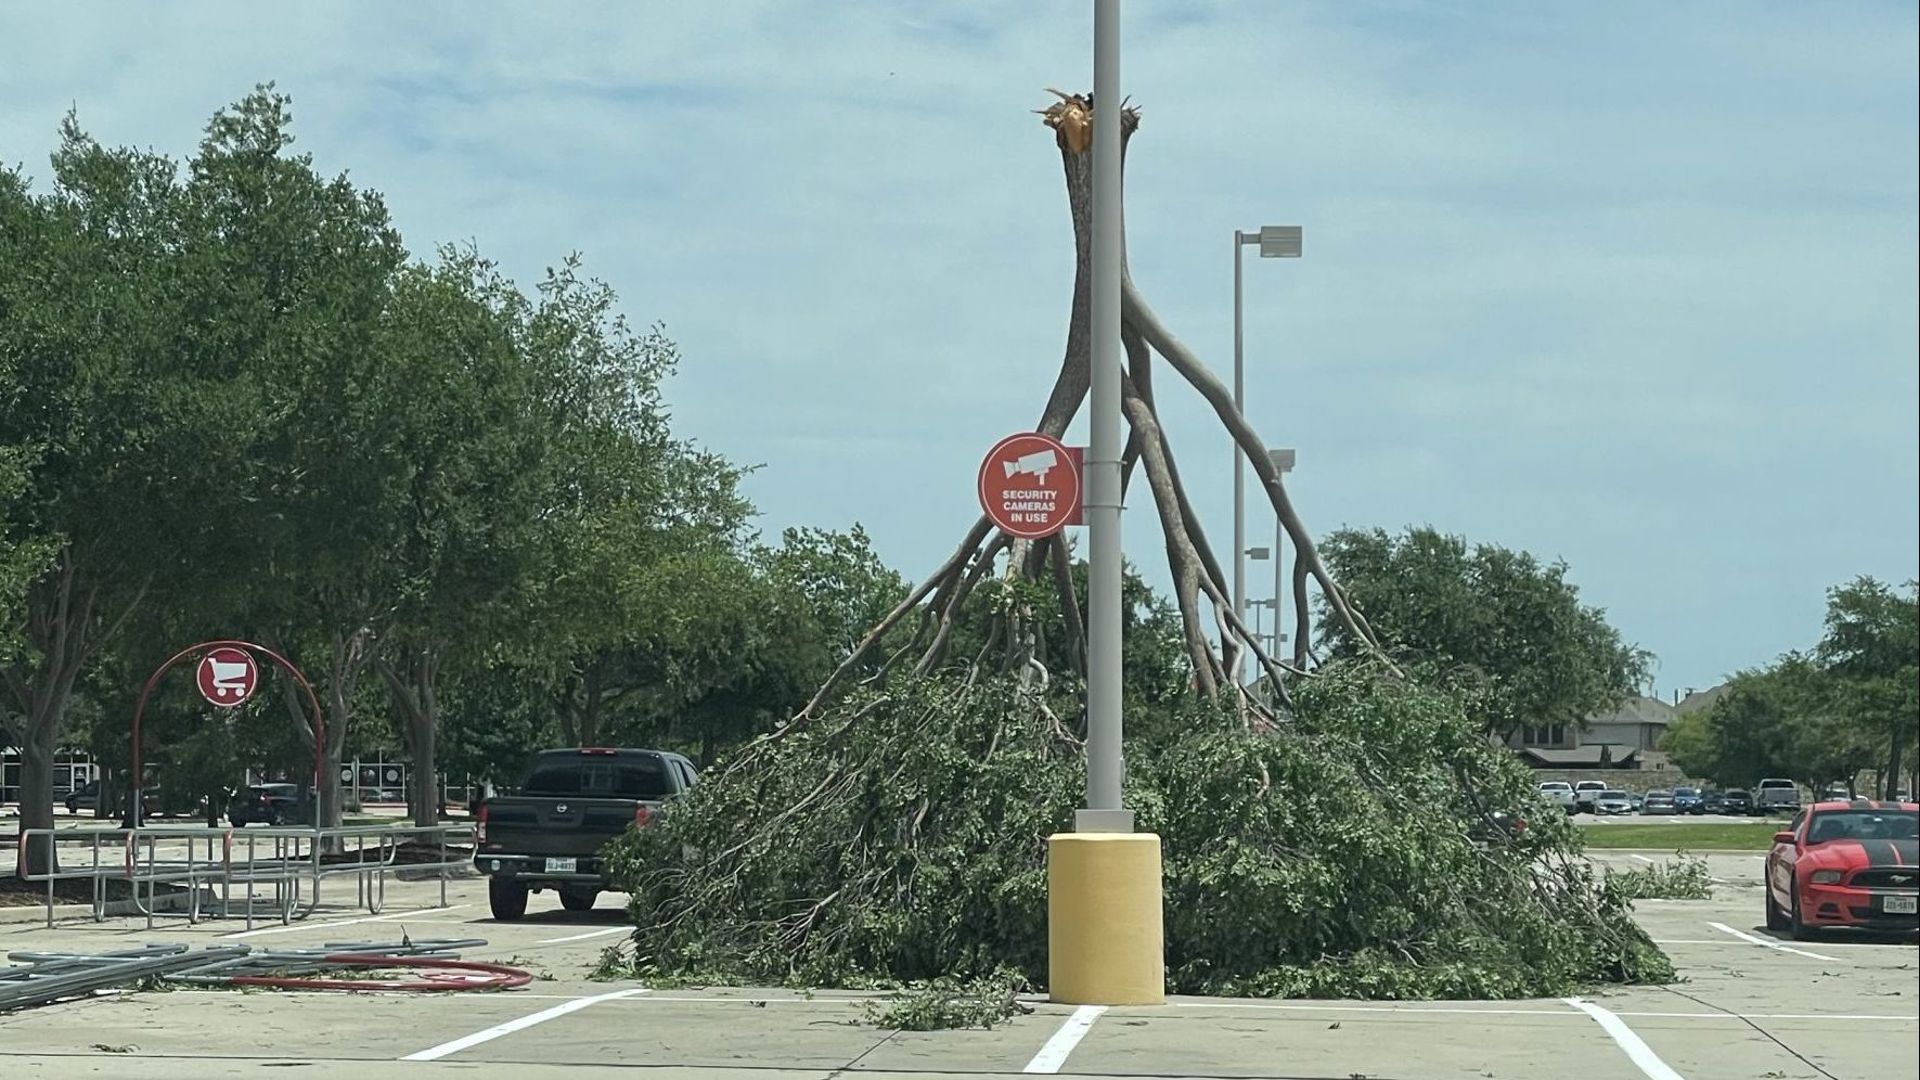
[207,660,250,698]
[197,647,260,708]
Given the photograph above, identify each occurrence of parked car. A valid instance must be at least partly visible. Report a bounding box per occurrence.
[1537,781,1576,814]
[474,747,699,920]
[1469,809,1529,847]
[1573,780,1609,813]
[1757,778,1802,815]
[1765,799,1918,939]
[1822,782,1853,802]
[1641,790,1678,815]
[1594,790,1635,815]
[1700,790,1726,814]
[1721,788,1755,815]
[1628,792,1645,812]
[63,781,158,818]
[229,783,306,827]
[1673,787,1705,815]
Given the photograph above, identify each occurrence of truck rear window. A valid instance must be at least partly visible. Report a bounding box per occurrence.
[521,758,672,800]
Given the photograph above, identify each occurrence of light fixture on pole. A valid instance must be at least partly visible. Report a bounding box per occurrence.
[1269,448,1295,662]
[1232,226,1301,687]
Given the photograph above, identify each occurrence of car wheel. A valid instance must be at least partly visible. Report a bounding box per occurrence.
[488,878,529,921]
[559,887,598,912]
[1765,881,1790,931]
[1788,878,1815,941]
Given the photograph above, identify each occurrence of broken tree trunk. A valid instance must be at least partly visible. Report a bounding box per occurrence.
[783,90,1385,738]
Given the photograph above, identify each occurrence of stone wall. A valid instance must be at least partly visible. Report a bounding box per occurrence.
[1526,765,1707,794]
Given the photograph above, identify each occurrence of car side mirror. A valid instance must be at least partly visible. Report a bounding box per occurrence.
[1772,831,1794,845]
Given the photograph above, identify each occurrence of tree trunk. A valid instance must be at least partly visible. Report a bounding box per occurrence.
[1886,730,1905,801]
[16,713,57,876]
[7,549,104,876]
[379,646,443,828]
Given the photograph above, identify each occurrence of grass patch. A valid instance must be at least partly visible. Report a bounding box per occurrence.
[1580,822,1780,851]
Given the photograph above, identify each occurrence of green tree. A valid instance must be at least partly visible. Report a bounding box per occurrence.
[1,114,262,864]
[178,87,408,832]
[1317,526,1651,738]
[757,525,909,668]
[371,249,555,826]
[1816,577,1918,799]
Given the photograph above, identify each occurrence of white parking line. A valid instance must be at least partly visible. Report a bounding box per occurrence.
[402,987,651,1061]
[218,905,467,939]
[535,926,630,945]
[1022,1004,1105,1073]
[1631,854,1658,864]
[1708,921,1842,962]
[1563,997,1686,1080]
[1655,937,1891,950]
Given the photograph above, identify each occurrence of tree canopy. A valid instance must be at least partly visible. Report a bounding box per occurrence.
[1317,526,1650,737]
[0,86,761,842]
[1665,577,1917,796]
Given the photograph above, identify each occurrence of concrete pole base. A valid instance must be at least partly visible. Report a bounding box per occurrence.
[1047,832,1165,1005]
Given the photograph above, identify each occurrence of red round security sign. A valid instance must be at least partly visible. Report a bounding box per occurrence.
[196,646,259,709]
[978,432,1082,539]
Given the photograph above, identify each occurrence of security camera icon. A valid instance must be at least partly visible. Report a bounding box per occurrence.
[1003,449,1058,486]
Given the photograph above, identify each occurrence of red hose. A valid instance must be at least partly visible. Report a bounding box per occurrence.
[221,954,534,992]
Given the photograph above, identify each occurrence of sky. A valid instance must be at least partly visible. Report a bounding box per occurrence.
[3,1,1914,699]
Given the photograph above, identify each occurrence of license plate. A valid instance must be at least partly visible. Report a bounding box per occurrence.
[544,857,577,874]
[1885,895,1917,915]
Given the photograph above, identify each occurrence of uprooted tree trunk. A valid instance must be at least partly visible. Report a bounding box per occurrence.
[788,91,1388,738]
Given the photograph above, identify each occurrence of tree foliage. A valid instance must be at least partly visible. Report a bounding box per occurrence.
[1666,577,1917,796]
[2,86,754,845]
[603,666,1671,1000]
[1318,527,1650,737]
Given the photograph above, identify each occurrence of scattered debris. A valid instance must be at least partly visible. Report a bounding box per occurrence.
[1,938,525,1013]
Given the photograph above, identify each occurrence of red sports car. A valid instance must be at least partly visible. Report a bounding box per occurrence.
[1765,799,1918,938]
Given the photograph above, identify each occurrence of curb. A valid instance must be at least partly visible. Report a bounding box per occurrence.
[0,888,213,925]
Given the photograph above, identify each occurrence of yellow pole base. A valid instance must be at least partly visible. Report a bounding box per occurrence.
[1047,831,1165,1005]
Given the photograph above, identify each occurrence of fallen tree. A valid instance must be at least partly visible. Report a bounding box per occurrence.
[603,665,1673,999]
[598,91,1674,1002]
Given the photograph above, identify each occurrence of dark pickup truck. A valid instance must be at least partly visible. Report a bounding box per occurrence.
[474,747,699,920]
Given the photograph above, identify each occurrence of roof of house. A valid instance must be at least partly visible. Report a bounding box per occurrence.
[1520,745,1641,767]
[1676,684,1730,714]
[1584,694,1678,730]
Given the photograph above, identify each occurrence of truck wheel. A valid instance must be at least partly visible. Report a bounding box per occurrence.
[489,878,529,921]
[559,887,598,912]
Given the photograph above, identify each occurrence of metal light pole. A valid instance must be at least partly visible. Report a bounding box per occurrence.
[1078,0,1127,833]
[1269,447,1295,661]
[1231,226,1301,686]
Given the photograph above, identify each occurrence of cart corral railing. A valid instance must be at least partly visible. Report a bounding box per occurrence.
[16,822,475,930]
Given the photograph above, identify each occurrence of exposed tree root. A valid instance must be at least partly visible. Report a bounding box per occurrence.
[782,90,1388,730]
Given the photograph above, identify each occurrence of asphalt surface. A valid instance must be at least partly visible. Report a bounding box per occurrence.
[1,851,1913,1078]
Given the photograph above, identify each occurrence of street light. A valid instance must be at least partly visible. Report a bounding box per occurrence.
[1233,226,1301,686]
[1268,448,1295,662]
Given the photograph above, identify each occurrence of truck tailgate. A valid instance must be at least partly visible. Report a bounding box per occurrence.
[482,797,650,856]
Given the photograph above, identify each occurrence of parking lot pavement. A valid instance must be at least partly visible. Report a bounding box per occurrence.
[2,874,1914,1078]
